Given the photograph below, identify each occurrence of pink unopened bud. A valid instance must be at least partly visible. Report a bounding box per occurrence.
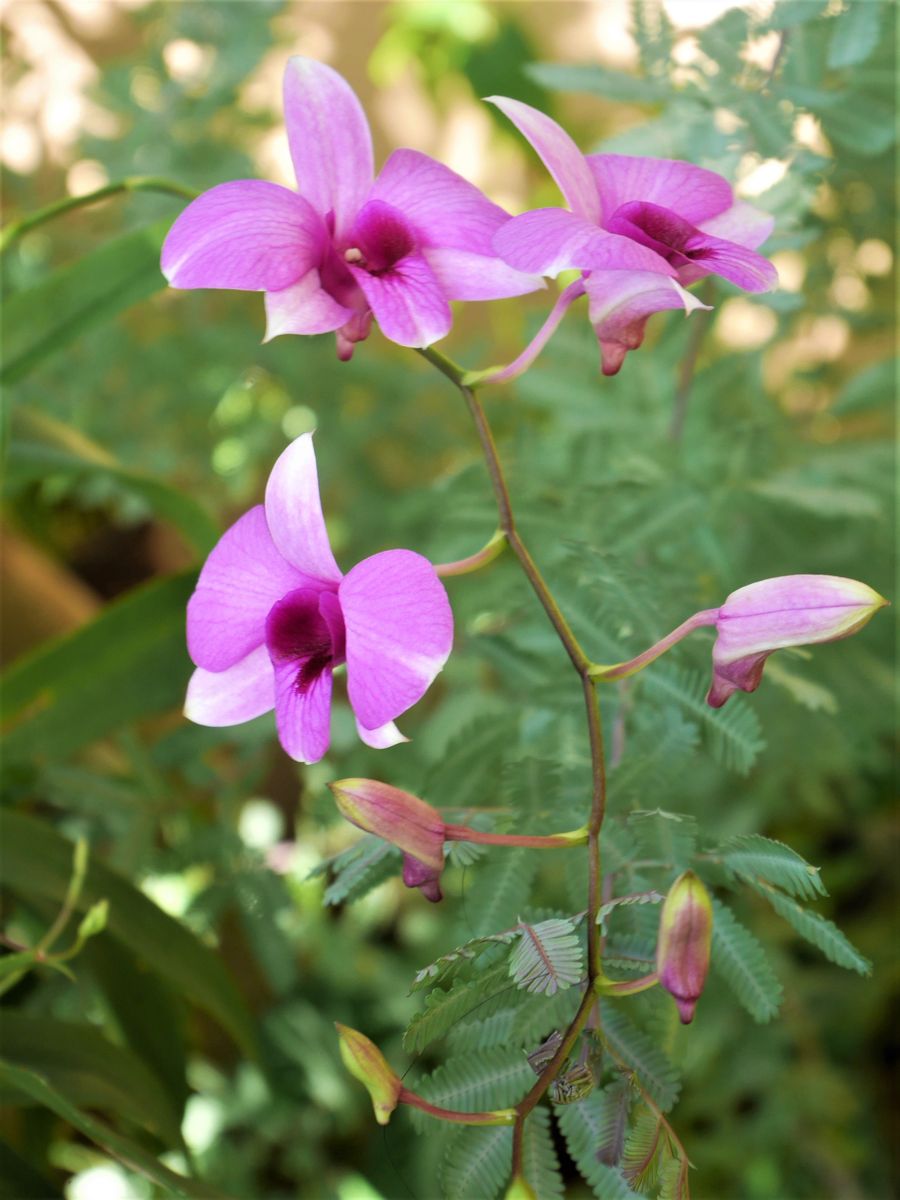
[335,1023,402,1125]
[709,574,887,708]
[656,871,713,1024]
[329,778,445,901]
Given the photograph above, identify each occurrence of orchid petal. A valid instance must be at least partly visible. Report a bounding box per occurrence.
[283,57,373,238]
[699,200,774,250]
[584,270,711,376]
[186,505,315,672]
[348,252,452,348]
[340,549,453,730]
[493,208,673,277]
[264,269,354,340]
[184,645,275,726]
[423,247,543,300]
[264,433,343,584]
[487,96,600,221]
[356,719,409,749]
[161,181,325,292]
[682,233,778,292]
[272,659,333,763]
[372,148,517,254]
[587,154,733,225]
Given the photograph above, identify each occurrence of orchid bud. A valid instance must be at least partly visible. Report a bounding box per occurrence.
[709,574,887,708]
[504,1177,538,1200]
[656,871,713,1024]
[335,1023,402,1125]
[329,778,445,901]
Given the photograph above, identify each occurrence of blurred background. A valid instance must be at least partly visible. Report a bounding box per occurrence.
[1,1,896,1198]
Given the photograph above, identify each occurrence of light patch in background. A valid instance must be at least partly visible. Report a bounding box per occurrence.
[715,297,777,350]
[663,0,774,26]
[66,159,109,197]
[741,29,781,69]
[1,120,41,174]
[794,112,830,155]
[337,1176,388,1200]
[239,798,284,850]
[829,272,869,312]
[737,154,787,197]
[67,1164,149,1200]
[182,1094,225,1154]
[770,251,805,293]
[163,38,215,87]
[855,239,892,276]
[582,0,637,67]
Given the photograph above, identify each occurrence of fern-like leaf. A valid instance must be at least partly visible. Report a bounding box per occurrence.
[522,1108,565,1199]
[411,929,520,992]
[622,1108,664,1191]
[405,964,517,1053]
[463,848,538,937]
[718,834,827,899]
[411,1049,534,1133]
[440,1125,512,1200]
[749,881,873,975]
[658,1152,691,1200]
[509,918,584,996]
[314,836,399,906]
[710,897,783,1023]
[557,1093,642,1200]
[628,810,698,867]
[645,665,765,775]
[600,1006,681,1112]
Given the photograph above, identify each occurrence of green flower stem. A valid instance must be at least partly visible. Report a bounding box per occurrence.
[595,971,659,997]
[444,823,589,848]
[417,344,608,1179]
[589,609,719,682]
[0,176,198,253]
[434,528,507,577]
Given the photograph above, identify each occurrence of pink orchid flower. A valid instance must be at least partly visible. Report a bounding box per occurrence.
[184,433,453,763]
[487,97,778,376]
[161,58,541,360]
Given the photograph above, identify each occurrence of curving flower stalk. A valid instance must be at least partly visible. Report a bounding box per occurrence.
[329,778,587,902]
[590,575,887,707]
[335,1024,516,1126]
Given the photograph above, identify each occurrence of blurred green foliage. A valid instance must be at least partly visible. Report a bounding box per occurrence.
[0,2,896,1198]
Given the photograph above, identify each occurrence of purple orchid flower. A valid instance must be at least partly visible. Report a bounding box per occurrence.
[184,433,453,763]
[486,97,778,376]
[161,58,541,360]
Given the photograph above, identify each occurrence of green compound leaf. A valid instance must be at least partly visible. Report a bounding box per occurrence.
[0,1061,226,1199]
[440,1125,512,1200]
[2,220,169,384]
[521,1107,565,1200]
[1,571,195,764]
[556,1089,641,1200]
[412,927,521,992]
[600,1006,681,1113]
[509,918,584,997]
[718,834,827,900]
[404,964,518,1054]
[644,666,765,775]
[464,848,538,937]
[710,897,783,1023]
[627,810,698,867]
[525,61,671,103]
[749,882,873,975]
[313,835,401,907]
[0,810,256,1057]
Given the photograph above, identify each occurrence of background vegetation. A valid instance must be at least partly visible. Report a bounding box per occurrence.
[1,2,895,1198]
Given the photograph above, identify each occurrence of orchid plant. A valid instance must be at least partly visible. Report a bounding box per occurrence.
[151,54,891,1198]
[152,54,891,1198]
